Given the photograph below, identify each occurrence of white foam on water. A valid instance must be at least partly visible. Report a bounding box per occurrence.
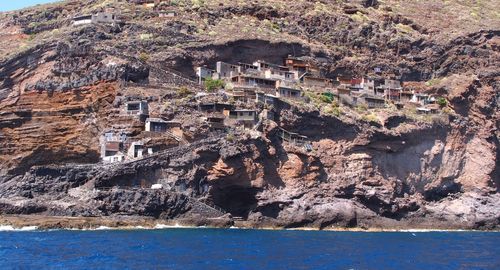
[154,224,171,229]
[94,226,112,230]
[399,229,469,233]
[154,223,192,229]
[0,225,38,231]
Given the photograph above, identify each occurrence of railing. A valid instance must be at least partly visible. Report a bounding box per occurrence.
[195,199,226,214]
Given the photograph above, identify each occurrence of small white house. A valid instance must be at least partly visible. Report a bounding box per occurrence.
[72,12,119,26]
[100,132,126,163]
[127,141,144,159]
[73,15,93,26]
[125,100,148,115]
[145,118,168,132]
[103,154,125,163]
[196,67,215,84]
[151,184,163,190]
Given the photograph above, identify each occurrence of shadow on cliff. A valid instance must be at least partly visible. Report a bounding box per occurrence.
[491,135,500,191]
[361,126,462,201]
[279,108,360,141]
[10,147,100,176]
[208,138,288,218]
[171,39,311,78]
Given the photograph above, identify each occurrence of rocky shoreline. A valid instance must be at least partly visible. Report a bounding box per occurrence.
[1,215,499,232]
[0,0,498,233]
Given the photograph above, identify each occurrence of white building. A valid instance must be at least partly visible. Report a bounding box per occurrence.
[72,12,119,26]
[127,141,144,159]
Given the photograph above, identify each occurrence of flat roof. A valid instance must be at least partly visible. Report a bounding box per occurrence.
[278,86,302,91]
[73,15,92,20]
[304,76,330,81]
[146,118,167,123]
[417,107,431,111]
[232,74,279,81]
[126,100,146,104]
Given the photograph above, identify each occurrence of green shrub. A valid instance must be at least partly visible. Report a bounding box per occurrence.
[436,97,448,107]
[139,52,149,62]
[324,105,341,117]
[319,94,333,104]
[362,113,378,123]
[356,104,368,112]
[204,77,225,92]
[177,86,192,97]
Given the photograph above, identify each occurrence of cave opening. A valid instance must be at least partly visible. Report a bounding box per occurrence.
[210,186,259,218]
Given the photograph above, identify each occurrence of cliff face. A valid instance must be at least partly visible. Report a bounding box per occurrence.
[0,0,498,229]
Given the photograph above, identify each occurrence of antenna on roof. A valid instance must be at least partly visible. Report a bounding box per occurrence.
[292,45,296,57]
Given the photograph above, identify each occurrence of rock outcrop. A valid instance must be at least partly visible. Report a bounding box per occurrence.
[0,0,498,230]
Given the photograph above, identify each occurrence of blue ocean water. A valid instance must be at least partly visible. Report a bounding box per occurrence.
[0,228,498,270]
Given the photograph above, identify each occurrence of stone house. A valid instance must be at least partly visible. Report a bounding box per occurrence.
[224,109,256,121]
[355,93,386,108]
[284,56,319,76]
[205,115,226,130]
[264,69,298,81]
[223,109,257,129]
[256,92,278,106]
[216,61,241,78]
[226,86,259,102]
[276,86,302,99]
[230,75,278,89]
[253,60,289,72]
[337,76,352,86]
[100,132,126,163]
[302,76,333,88]
[337,85,352,96]
[361,77,375,93]
[400,90,414,103]
[198,103,234,113]
[375,79,402,101]
[236,62,260,75]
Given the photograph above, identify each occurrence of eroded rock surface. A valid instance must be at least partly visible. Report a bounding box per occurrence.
[0,0,498,230]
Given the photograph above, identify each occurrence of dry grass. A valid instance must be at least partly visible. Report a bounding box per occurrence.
[384,0,500,41]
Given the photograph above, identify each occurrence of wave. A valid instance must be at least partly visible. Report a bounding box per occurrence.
[0,225,38,231]
[95,226,112,230]
[154,223,192,229]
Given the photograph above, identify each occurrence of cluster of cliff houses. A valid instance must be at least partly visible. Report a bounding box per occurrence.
[97,54,441,164]
[197,56,443,115]
[79,2,442,163]
[100,99,184,163]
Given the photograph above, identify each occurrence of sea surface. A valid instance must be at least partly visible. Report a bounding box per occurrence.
[0,227,499,270]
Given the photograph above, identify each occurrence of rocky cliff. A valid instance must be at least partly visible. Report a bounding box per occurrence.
[0,0,498,230]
